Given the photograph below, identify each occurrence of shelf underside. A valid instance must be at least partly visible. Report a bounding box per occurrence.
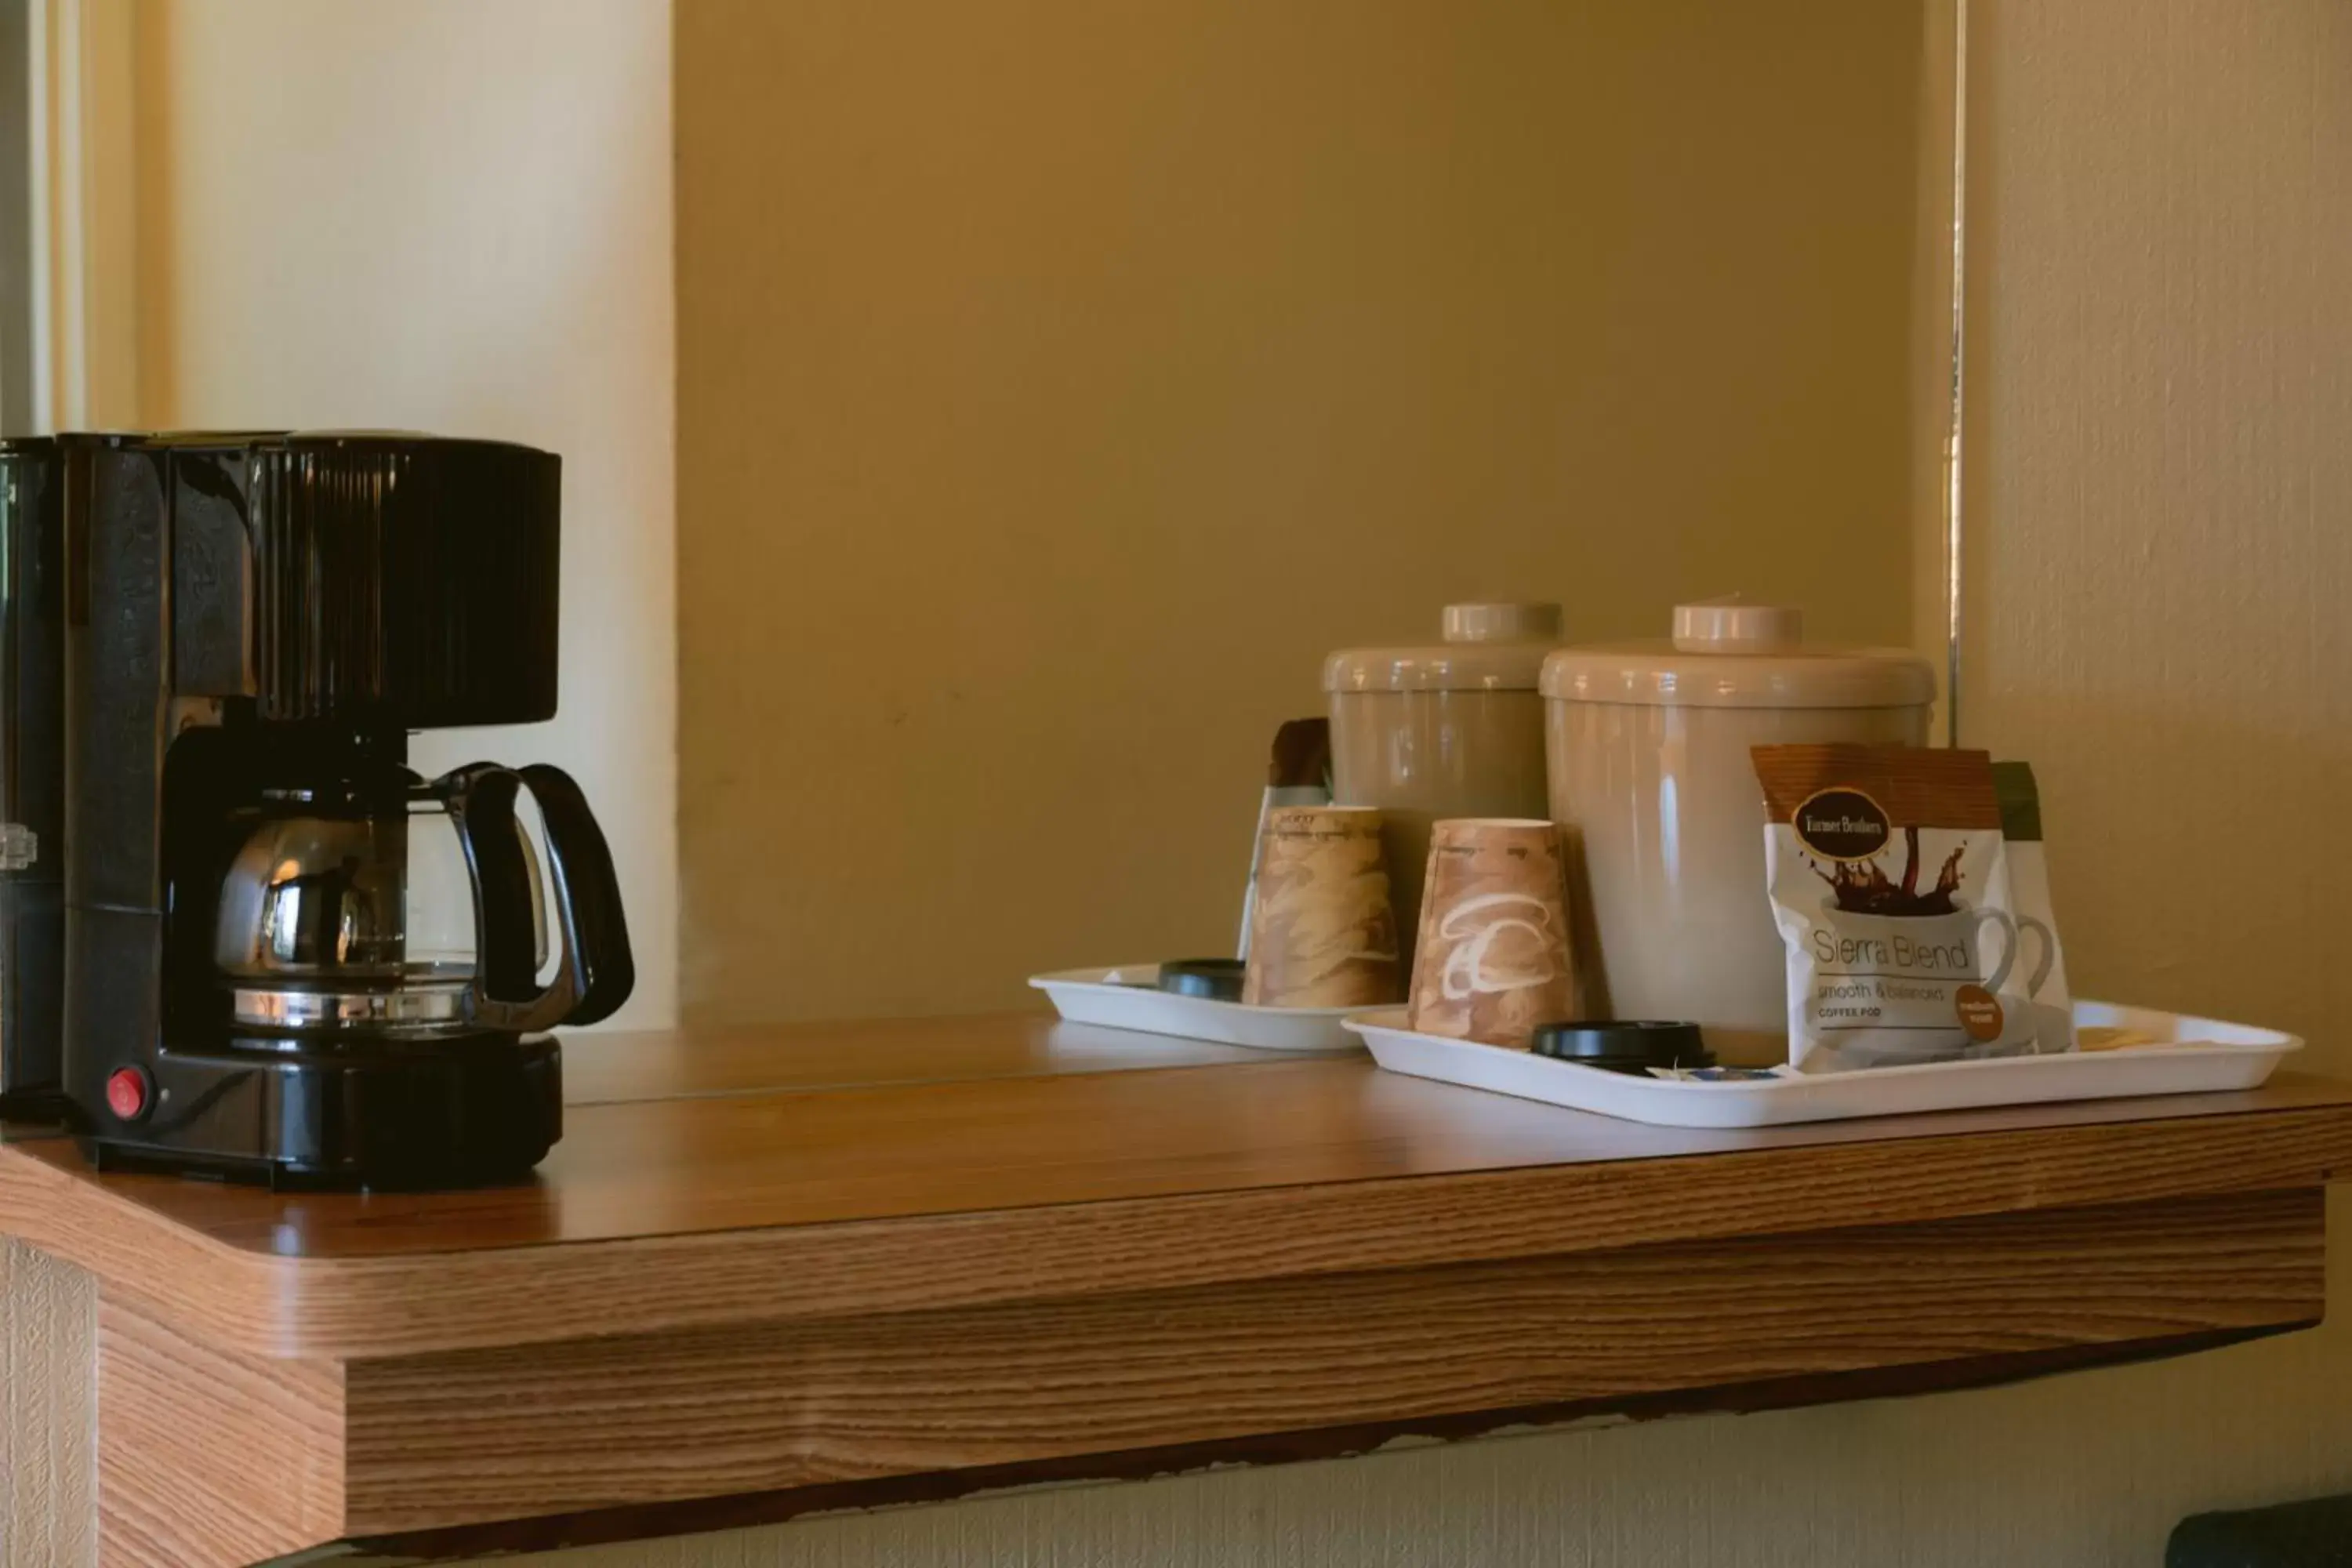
[102,1185,2325,1566]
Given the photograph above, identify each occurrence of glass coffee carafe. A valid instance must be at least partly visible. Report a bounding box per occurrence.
[211,760,631,1040]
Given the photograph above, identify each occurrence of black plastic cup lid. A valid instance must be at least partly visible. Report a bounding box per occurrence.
[1530,1020,1712,1071]
[1158,959,1247,1002]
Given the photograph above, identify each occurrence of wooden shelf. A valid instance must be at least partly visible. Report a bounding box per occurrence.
[5,1014,2350,1566]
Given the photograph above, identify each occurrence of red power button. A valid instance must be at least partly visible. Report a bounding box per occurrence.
[105,1068,148,1121]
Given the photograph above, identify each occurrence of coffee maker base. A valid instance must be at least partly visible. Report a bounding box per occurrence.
[79,1034,563,1190]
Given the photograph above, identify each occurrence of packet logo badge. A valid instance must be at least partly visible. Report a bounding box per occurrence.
[1791,786,1892,861]
[1955,983,2005,1042]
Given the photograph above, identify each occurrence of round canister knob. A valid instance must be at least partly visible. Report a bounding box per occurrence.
[1671,600,1804,654]
[1442,602,1564,644]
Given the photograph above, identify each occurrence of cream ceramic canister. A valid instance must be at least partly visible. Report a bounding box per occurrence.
[1541,601,1936,1065]
[1325,603,1564,973]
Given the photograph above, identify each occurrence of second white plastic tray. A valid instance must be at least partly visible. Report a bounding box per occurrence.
[1029,964,1365,1053]
[1344,1000,2301,1127]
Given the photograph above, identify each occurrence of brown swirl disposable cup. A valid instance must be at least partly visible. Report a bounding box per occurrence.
[1407,818,1576,1047]
[1241,806,1403,1008]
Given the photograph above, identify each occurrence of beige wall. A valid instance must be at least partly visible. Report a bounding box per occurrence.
[128,0,679,1027]
[676,0,1922,1022]
[515,0,2352,1563]
[13,1,2352,1564]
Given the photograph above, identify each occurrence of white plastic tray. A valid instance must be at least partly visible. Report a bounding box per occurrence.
[1029,964,1364,1053]
[1345,1000,2302,1127]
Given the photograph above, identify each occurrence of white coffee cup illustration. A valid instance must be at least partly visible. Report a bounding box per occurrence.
[1436,891,1562,1000]
[2003,913,2057,999]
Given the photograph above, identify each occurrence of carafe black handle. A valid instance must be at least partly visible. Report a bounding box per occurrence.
[516,763,634,1026]
[439,763,633,1033]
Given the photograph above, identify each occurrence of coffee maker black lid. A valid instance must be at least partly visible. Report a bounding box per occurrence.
[114,431,564,728]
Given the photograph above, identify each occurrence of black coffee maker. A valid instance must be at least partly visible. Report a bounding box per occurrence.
[0,437,66,1123]
[56,432,631,1186]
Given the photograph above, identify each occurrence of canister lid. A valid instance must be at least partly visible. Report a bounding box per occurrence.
[1539,601,1936,710]
[1323,602,1565,693]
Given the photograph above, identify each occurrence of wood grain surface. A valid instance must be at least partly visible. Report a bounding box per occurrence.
[330,1188,2324,1534]
[75,1181,2336,1562]
[345,1323,2312,1564]
[560,1011,1279,1105]
[19,1061,2352,1254]
[9,1014,2343,1565]
[1,1065,2349,1360]
[97,1295,344,1568]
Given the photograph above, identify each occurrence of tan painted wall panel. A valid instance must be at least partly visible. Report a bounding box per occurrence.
[675,0,1922,1022]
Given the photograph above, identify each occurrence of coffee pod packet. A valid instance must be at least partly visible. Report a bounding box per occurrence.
[1753,745,2066,1073]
